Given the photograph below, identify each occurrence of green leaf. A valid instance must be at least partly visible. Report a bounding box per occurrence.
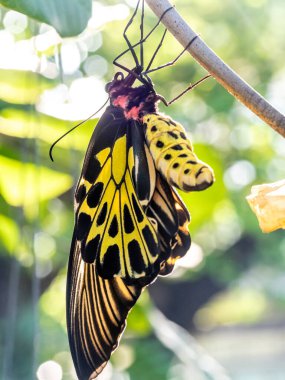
[0,155,73,209]
[0,0,92,37]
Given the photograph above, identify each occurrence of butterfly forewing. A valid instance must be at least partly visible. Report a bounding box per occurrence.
[74,106,160,281]
[67,237,142,380]
[68,106,165,379]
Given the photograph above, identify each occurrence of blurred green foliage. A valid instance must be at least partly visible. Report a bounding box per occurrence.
[0,0,92,37]
[0,0,285,379]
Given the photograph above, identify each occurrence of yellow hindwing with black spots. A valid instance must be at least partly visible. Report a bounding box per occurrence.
[143,113,215,191]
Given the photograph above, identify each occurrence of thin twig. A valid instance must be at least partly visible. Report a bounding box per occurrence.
[145,0,285,138]
[149,309,232,380]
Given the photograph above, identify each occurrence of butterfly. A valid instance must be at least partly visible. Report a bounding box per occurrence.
[65,2,214,379]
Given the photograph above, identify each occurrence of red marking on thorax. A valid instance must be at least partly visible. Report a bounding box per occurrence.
[113,95,129,108]
[112,94,143,120]
[125,106,140,119]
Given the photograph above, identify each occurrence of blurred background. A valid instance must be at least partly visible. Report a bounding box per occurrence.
[0,0,285,379]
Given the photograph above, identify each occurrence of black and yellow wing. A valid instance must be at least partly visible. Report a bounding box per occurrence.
[67,106,162,380]
[74,106,159,281]
[147,173,191,276]
[143,113,215,191]
[67,236,143,380]
[67,106,192,379]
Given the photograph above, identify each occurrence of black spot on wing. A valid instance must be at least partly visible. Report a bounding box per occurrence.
[84,157,102,183]
[82,235,101,263]
[164,154,172,160]
[128,239,144,274]
[142,225,157,257]
[75,184,86,204]
[97,203,108,226]
[173,163,179,169]
[178,153,188,158]
[87,182,104,208]
[108,215,119,238]
[131,194,144,222]
[167,131,178,139]
[151,125,157,132]
[184,169,190,174]
[156,140,164,148]
[171,144,183,151]
[98,244,120,278]
[77,213,92,241]
[123,204,135,234]
[158,117,171,126]
[195,167,205,178]
[180,132,187,140]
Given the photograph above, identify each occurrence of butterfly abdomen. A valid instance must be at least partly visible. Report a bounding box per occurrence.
[143,114,214,191]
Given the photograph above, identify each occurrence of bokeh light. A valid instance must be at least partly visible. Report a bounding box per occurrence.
[36,360,63,380]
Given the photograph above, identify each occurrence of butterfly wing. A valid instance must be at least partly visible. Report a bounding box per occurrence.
[147,173,191,276]
[67,106,160,379]
[143,113,215,191]
[67,236,142,380]
[74,107,160,281]
[159,186,192,275]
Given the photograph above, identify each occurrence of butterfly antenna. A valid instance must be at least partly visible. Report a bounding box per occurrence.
[140,0,145,69]
[49,98,109,162]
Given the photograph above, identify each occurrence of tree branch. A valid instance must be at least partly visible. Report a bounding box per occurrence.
[145,0,285,138]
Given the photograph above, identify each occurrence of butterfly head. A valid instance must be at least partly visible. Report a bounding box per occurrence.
[106,69,161,119]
